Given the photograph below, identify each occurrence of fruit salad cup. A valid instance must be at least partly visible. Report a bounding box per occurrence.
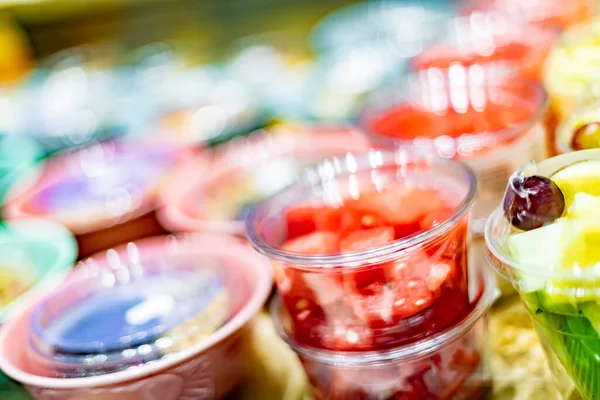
[246,149,478,351]
[358,66,548,234]
[271,259,496,400]
[545,18,600,154]
[5,140,192,258]
[486,149,600,399]
[159,126,370,236]
[412,12,558,81]
[460,0,595,29]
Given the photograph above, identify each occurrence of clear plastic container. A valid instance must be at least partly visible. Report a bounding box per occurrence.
[11,47,137,155]
[544,19,600,124]
[555,85,600,154]
[485,149,600,400]
[411,12,558,81]
[159,127,370,235]
[246,149,477,351]
[271,261,496,400]
[358,66,548,233]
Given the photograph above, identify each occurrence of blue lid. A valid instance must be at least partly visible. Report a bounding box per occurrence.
[29,249,230,373]
[34,269,224,354]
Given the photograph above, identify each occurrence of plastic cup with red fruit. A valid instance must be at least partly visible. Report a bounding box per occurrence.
[246,149,478,352]
[459,0,594,30]
[271,259,496,400]
[411,12,558,81]
[357,66,548,233]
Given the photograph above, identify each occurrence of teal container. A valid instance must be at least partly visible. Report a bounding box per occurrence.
[0,136,43,206]
[0,218,77,391]
[0,219,77,324]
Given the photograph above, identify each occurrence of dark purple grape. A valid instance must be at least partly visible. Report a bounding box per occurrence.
[502,175,565,231]
[572,122,600,150]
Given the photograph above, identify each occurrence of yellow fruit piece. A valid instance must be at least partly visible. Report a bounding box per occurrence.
[552,160,600,208]
[566,193,600,231]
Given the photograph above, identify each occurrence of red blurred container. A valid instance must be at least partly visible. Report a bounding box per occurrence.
[271,253,496,400]
[412,12,558,81]
[158,125,370,236]
[460,0,595,29]
[5,140,195,258]
[247,149,478,351]
[358,66,548,233]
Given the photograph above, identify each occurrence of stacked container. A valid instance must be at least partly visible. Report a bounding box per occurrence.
[246,149,498,398]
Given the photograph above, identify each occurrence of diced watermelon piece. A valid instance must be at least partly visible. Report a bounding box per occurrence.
[282,231,340,255]
[393,221,423,240]
[343,252,453,326]
[286,206,317,239]
[340,227,395,252]
[346,186,443,226]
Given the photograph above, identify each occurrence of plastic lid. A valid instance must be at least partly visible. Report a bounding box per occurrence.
[26,235,260,378]
[5,140,182,234]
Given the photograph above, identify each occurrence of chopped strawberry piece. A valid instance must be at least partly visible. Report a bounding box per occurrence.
[340,227,395,252]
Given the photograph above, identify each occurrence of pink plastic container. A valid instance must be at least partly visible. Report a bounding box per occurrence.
[158,126,370,235]
[0,234,272,399]
[5,140,196,258]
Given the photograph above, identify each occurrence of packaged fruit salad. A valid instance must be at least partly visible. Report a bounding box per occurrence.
[358,66,548,233]
[544,19,600,124]
[271,257,496,400]
[486,149,600,400]
[556,91,600,154]
[247,149,479,352]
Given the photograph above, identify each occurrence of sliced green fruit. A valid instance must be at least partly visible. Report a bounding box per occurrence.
[508,220,568,292]
[552,160,600,209]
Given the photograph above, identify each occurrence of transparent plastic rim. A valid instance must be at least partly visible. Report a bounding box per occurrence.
[271,265,497,365]
[245,149,477,268]
[357,67,549,154]
[485,148,600,279]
